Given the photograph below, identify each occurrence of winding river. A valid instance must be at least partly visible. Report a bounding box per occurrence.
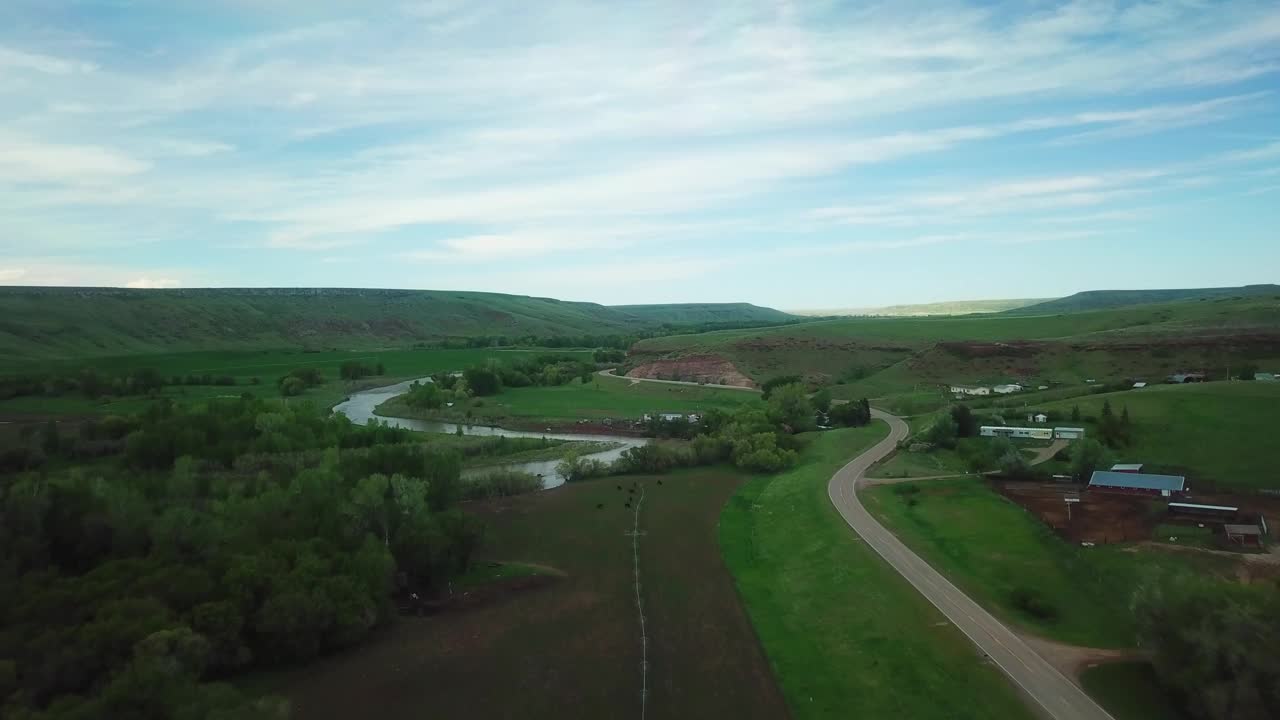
[332,378,646,489]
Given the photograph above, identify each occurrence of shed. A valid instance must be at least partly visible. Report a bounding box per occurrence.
[1088,470,1186,497]
[1132,382,1148,389]
[1033,413,1048,423]
[993,384,1023,394]
[1054,427,1086,440]
[1256,373,1277,383]
[1110,463,1144,473]
[1168,502,1238,519]
[1224,524,1263,547]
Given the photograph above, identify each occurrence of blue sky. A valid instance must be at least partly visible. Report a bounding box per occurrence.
[2,0,1278,309]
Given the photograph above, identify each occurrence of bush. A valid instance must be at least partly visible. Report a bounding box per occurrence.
[1010,587,1058,621]
[463,470,544,500]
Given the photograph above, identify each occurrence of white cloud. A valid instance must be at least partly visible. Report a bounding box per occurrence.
[0,268,27,282]
[0,44,95,74]
[0,132,149,183]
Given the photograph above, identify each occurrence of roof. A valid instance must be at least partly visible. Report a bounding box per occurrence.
[1088,470,1186,492]
[1224,524,1262,536]
[1132,382,1148,388]
[1111,463,1144,471]
[1169,502,1238,512]
[1054,427,1086,432]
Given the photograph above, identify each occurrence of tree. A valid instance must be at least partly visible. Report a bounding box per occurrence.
[997,447,1037,481]
[811,389,832,415]
[1069,439,1108,483]
[279,377,306,397]
[1071,405,1081,422]
[950,405,979,438]
[1237,362,1258,381]
[463,366,501,396]
[761,375,803,400]
[925,415,957,449]
[766,382,816,432]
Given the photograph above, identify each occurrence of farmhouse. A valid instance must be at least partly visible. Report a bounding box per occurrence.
[979,426,1054,440]
[1110,463,1144,473]
[1053,427,1086,440]
[1088,470,1186,498]
[1167,372,1207,384]
[993,384,1023,394]
[950,385,990,396]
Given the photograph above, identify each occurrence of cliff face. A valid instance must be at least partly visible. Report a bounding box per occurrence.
[624,354,755,388]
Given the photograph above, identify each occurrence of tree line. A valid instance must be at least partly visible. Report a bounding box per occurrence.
[0,368,249,402]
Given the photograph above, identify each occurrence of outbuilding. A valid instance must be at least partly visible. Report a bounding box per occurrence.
[1168,502,1238,520]
[950,385,991,396]
[1110,463,1144,473]
[1224,524,1264,548]
[980,426,1054,440]
[1088,470,1186,497]
[993,384,1023,394]
[1054,427,1086,440]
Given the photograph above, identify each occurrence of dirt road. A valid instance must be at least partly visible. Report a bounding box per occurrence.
[828,410,1115,720]
[597,368,761,392]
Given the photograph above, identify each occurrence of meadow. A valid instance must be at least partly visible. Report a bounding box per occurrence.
[267,467,788,720]
[862,477,1245,648]
[377,371,758,426]
[1039,381,1280,492]
[719,427,1035,720]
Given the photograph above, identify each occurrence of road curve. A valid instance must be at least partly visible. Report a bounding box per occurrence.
[828,410,1114,720]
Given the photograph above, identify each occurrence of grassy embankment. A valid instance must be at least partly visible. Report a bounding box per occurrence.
[267,467,788,720]
[376,371,758,428]
[863,477,1242,649]
[632,296,1280,413]
[720,427,1035,720]
[1079,662,1193,720]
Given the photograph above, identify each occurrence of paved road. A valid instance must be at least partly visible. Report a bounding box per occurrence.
[828,410,1114,720]
[597,368,761,392]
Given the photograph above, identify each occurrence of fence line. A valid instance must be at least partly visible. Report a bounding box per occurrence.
[631,485,648,720]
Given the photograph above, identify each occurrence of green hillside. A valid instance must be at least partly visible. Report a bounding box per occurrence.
[0,288,796,363]
[608,302,797,325]
[1008,284,1280,315]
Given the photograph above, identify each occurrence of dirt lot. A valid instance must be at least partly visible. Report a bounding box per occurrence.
[626,353,756,388]
[274,469,787,720]
[996,481,1279,545]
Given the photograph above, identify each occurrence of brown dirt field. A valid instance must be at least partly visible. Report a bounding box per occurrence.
[626,354,756,388]
[275,469,787,720]
[995,482,1156,543]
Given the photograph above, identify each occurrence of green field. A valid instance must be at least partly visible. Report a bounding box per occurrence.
[863,477,1243,648]
[1079,662,1192,720]
[1040,382,1280,492]
[378,372,758,426]
[720,427,1035,720]
[267,467,787,720]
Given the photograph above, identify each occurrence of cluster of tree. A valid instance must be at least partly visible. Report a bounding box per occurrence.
[828,398,872,427]
[404,356,597,407]
[338,360,385,381]
[1097,400,1134,448]
[0,368,243,403]
[0,405,482,719]
[1133,571,1280,720]
[923,405,980,449]
[278,367,325,397]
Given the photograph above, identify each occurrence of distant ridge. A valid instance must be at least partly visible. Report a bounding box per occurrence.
[610,302,797,325]
[0,287,797,361]
[791,298,1049,317]
[1007,284,1280,315]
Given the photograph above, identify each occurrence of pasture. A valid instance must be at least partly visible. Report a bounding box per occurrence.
[863,477,1246,648]
[720,427,1035,720]
[269,467,787,720]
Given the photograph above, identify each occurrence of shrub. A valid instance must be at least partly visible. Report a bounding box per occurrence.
[1010,587,1058,621]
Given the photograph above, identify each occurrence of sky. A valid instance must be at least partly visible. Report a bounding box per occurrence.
[2,1,1279,309]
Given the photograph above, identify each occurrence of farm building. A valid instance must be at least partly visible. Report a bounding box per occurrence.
[1111,463,1144,473]
[1168,502,1238,520]
[950,385,991,396]
[1257,373,1277,382]
[1034,413,1048,423]
[1224,524,1264,548]
[1088,470,1186,497]
[1053,427,1086,440]
[993,384,1023,394]
[1167,372,1207,384]
[980,426,1054,440]
[1132,382,1148,389]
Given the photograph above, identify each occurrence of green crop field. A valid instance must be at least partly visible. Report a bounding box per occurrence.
[1039,382,1280,492]
[720,427,1035,720]
[1079,662,1193,720]
[863,477,1243,648]
[267,467,788,720]
[378,372,758,427]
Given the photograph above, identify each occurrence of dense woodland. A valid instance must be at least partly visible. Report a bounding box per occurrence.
[0,396,482,719]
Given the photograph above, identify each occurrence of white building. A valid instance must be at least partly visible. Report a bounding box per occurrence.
[1034,413,1048,423]
[950,385,991,396]
[1054,427,1086,440]
[993,384,1023,394]
[980,426,1054,440]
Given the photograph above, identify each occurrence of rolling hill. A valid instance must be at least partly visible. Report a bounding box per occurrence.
[1007,284,1280,315]
[0,287,798,362]
[791,298,1050,317]
[609,302,798,325]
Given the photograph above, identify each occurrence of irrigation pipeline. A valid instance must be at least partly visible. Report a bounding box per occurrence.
[630,485,648,720]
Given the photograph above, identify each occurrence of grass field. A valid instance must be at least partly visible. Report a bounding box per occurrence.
[0,347,593,416]
[268,467,787,720]
[378,372,758,426]
[863,477,1243,648]
[720,427,1036,720]
[1039,382,1280,492]
[1079,662,1192,720]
